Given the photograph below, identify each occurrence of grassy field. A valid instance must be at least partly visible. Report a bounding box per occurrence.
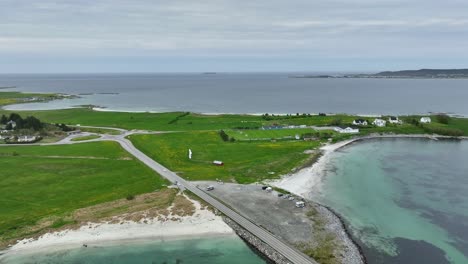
[0,142,167,244]
[226,128,317,140]
[0,108,264,131]
[129,131,321,184]
[1,106,467,135]
[70,134,101,141]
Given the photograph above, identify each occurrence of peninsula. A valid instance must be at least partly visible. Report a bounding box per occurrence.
[291,68,468,79]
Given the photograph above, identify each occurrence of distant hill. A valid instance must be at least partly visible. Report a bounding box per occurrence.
[374,69,468,77]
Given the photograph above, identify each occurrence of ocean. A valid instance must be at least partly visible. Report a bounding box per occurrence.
[1,73,468,116]
[0,236,266,264]
[311,138,468,264]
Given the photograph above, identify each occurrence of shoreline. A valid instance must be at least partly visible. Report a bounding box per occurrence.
[272,134,468,264]
[272,134,467,197]
[0,196,235,261]
[5,103,462,118]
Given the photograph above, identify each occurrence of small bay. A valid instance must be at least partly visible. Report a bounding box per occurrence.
[311,139,468,264]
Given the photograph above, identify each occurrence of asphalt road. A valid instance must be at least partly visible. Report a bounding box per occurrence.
[1,128,317,264]
[112,136,316,264]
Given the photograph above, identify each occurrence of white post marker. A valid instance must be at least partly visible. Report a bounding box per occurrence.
[188,149,192,159]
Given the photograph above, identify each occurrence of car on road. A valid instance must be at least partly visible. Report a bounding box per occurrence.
[206,185,215,191]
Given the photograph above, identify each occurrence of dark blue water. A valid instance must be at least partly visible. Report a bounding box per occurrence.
[1,73,468,115]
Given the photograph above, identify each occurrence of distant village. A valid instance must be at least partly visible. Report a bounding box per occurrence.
[261,116,432,135]
[0,113,73,144]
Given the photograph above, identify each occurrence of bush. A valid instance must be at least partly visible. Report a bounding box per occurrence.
[436,114,450,124]
[126,194,135,200]
[422,125,463,137]
[329,118,342,126]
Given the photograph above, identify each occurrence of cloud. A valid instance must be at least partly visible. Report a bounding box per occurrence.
[0,0,468,71]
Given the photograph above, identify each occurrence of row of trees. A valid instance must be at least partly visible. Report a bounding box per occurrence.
[0,113,43,131]
[261,113,314,121]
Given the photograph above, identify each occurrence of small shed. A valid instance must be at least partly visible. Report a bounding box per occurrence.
[213,160,224,166]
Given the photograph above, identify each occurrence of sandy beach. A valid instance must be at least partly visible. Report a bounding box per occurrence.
[271,139,356,197]
[272,134,468,197]
[0,196,234,261]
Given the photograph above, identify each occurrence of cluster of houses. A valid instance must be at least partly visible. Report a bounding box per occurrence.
[351,116,432,128]
[0,120,41,143]
[258,116,433,136]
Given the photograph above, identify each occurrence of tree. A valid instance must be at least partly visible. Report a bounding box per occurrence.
[0,114,7,124]
[23,116,43,131]
[219,130,229,142]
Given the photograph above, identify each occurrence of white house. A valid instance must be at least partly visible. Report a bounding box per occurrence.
[352,119,368,126]
[420,117,431,123]
[388,116,402,124]
[372,119,387,127]
[6,120,16,129]
[334,127,359,134]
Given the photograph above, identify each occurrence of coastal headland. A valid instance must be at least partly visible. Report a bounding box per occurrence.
[1,91,468,263]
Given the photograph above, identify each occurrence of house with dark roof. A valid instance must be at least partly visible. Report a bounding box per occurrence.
[352,119,368,126]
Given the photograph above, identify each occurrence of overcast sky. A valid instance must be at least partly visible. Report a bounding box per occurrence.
[1,0,468,73]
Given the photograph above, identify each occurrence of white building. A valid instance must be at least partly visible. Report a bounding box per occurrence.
[6,120,16,129]
[334,127,359,134]
[388,116,402,124]
[420,117,432,123]
[352,119,368,126]
[372,119,387,127]
[17,136,38,142]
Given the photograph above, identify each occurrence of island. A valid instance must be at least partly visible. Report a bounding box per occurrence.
[291,68,468,79]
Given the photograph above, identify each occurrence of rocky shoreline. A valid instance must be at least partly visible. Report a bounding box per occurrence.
[223,216,293,264]
[315,203,367,264]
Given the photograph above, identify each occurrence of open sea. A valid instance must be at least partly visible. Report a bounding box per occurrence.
[311,139,468,264]
[1,73,468,115]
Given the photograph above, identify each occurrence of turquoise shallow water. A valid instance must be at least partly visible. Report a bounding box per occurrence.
[0,236,266,264]
[312,139,468,264]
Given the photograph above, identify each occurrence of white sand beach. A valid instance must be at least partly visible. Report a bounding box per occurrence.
[271,139,357,197]
[0,197,234,260]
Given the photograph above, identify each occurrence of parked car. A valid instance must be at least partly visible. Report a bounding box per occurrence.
[206,185,214,191]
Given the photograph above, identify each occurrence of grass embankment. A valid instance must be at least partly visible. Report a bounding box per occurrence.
[130,131,320,183]
[76,126,122,135]
[70,134,101,141]
[0,142,168,246]
[0,91,62,107]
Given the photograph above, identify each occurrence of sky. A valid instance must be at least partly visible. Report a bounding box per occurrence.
[1,0,468,73]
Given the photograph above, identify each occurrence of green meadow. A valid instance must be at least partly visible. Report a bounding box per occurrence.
[0,142,167,245]
[70,134,101,141]
[129,131,321,184]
